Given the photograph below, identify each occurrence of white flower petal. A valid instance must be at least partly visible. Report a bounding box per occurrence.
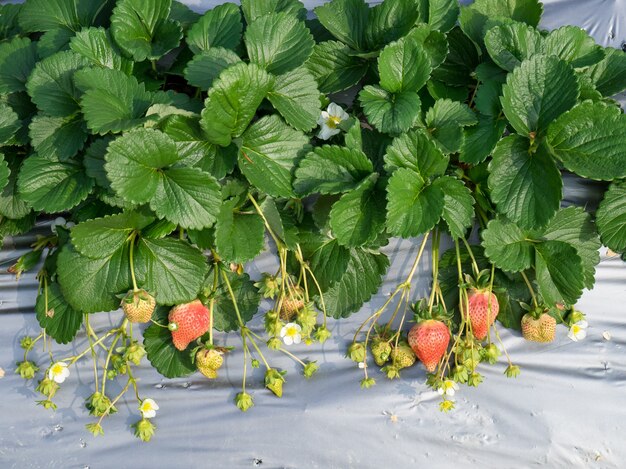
[292,334,302,345]
[575,329,587,341]
[327,103,341,116]
[577,320,588,329]
[318,125,340,140]
[437,388,444,395]
[446,388,456,397]
[283,335,293,345]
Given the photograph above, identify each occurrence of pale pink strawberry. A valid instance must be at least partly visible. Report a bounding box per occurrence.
[462,289,499,340]
[168,300,211,351]
[407,320,450,372]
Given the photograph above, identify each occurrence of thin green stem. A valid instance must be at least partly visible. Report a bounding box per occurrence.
[97,376,132,426]
[520,270,538,308]
[461,237,480,277]
[279,347,306,367]
[245,330,271,370]
[85,315,99,391]
[129,233,139,292]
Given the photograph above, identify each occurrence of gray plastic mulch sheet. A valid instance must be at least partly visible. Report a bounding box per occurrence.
[2,1,626,468]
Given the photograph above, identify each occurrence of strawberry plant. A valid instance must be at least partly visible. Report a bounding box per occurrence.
[4,0,626,440]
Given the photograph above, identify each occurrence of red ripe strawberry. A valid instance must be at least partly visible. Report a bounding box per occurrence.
[407,320,450,372]
[462,289,499,340]
[168,300,211,351]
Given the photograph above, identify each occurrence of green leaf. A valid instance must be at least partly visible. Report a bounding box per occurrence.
[160,115,237,179]
[259,197,298,250]
[314,0,368,51]
[214,198,265,263]
[136,237,209,305]
[111,0,182,62]
[0,155,8,194]
[0,4,22,40]
[239,115,309,198]
[0,37,38,94]
[75,67,155,134]
[329,174,386,247]
[0,213,36,240]
[431,27,478,86]
[69,27,133,72]
[433,176,474,239]
[57,242,131,313]
[211,269,261,332]
[294,145,372,196]
[26,51,89,117]
[489,135,562,229]
[37,28,74,59]
[29,114,87,161]
[36,282,82,345]
[18,155,94,213]
[501,54,579,137]
[18,0,111,32]
[150,167,221,230]
[245,12,314,75]
[459,114,507,164]
[425,99,477,154]
[200,62,274,147]
[459,0,543,50]
[534,241,584,305]
[484,22,543,72]
[359,85,421,135]
[267,67,321,132]
[322,247,389,318]
[547,101,626,181]
[474,79,504,117]
[0,104,21,146]
[298,234,350,291]
[144,306,196,378]
[428,0,459,33]
[105,128,179,204]
[384,128,448,177]
[542,26,604,69]
[71,212,154,259]
[169,1,200,31]
[386,168,444,238]
[183,48,241,91]
[378,36,431,93]
[0,155,31,220]
[305,40,368,93]
[583,48,626,97]
[596,182,626,253]
[241,0,306,23]
[186,3,242,54]
[364,0,422,50]
[481,217,533,272]
[540,206,601,289]
[406,25,449,70]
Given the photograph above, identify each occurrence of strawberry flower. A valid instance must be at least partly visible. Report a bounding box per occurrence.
[317,103,349,140]
[568,320,588,342]
[280,322,302,345]
[48,361,70,384]
[437,380,459,397]
[139,398,159,419]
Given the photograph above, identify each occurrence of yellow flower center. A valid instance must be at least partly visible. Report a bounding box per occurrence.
[327,115,342,129]
[51,363,64,375]
[285,326,299,338]
[571,325,581,334]
[443,380,455,391]
[141,401,154,412]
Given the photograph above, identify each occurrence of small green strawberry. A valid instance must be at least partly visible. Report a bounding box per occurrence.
[390,340,416,369]
[265,369,286,397]
[370,338,392,366]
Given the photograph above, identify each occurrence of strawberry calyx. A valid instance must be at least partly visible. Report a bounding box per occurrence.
[411,299,451,324]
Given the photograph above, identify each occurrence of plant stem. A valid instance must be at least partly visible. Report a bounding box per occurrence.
[85,315,99,391]
[520,270,538,307]
[129,232,139,292]
[279,347,306,366]
[461,237,480,277]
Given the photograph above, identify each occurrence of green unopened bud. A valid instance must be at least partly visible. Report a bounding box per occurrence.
[505,364,521,378]
[568,309,586,326]
[452,365,469,383]
[381,364,400,380]
[468,371,483,387]
[267,337,282,350]
[482,344,501,364]
[36,377,59,398]
[297,304,317,334]
[36,399,57,410]
[347,342,366,362]
[167,322,178,331]
[20,336,35,351]
[360,377,376,389]
[264,311,283,336]
[235,392,254,412]
[254,274,281,299]
[86,392,117,417]
[111,354,127,374]
[251,359,260,368]
[313,325,331,343]
[123,342,146,365]
[85,422,104,437]
[16,360,38,379]
[132,418,155,442]
[303,361,319,379]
